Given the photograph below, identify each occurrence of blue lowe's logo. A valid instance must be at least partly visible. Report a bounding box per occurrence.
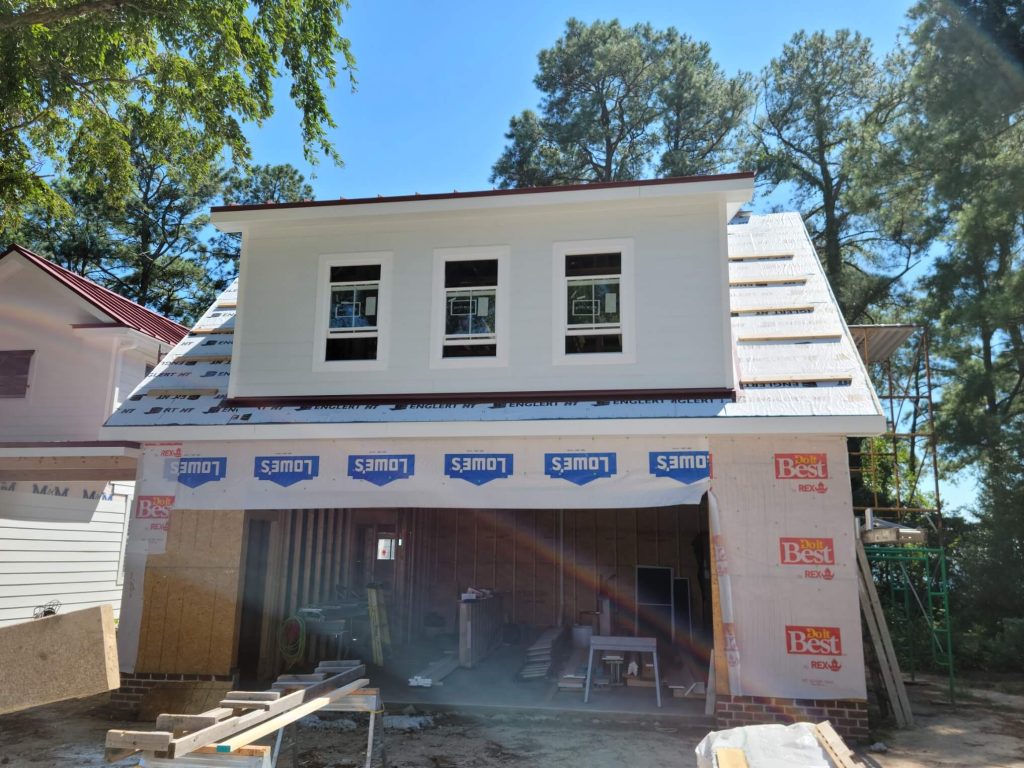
[177,457,227,488]
[254,456,319,487]
[544,452,616,486]
[444,454,514,486]
[348,454,415,486]
[649,451,711,485]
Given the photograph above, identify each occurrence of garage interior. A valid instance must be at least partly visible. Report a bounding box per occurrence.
[236,499,712,713]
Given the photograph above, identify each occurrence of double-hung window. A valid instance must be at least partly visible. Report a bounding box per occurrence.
[315,252,391,369]
[565,252,622,354]
[431,246,509,367]
[554,239,634,364]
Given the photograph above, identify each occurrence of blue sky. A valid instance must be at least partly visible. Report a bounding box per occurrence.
[241,0,977,515]
[246,0,917,201]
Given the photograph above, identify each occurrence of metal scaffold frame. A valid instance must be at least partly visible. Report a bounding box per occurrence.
[849,325,944,538]
[849,325,955,699]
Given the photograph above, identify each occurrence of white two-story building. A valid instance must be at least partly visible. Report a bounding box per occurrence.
[102,175,884,737]
[0,245,185,626]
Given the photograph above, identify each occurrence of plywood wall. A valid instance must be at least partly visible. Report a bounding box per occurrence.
[134,509,244,675]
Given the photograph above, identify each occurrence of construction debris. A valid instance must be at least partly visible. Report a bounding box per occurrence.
[695,721,865,768]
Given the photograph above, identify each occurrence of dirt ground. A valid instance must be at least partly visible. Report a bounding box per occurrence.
[1,676,1022,767]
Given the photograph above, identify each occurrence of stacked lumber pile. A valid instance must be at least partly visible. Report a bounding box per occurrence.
[408,653,460,687]
[518,626,564,681]
[105,661,367,762]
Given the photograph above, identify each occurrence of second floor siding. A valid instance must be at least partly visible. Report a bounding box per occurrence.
[227,191,742,399]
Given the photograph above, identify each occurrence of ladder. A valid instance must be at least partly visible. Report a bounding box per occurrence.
[367,586,392,667]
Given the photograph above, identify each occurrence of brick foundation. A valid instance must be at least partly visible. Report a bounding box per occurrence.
[714,695,869,742]
[109,672,237,719]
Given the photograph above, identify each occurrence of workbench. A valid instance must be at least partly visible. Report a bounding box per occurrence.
[583,635,661,707]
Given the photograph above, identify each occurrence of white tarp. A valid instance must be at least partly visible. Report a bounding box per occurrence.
[695,723,831,768]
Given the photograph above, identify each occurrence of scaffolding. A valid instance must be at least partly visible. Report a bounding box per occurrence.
[848,325,943,538]
[848,325,955,698]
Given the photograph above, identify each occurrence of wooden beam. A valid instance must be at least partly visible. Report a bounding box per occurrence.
[105,665,365,760]
[213,679,368,753]
[0,468,137,481]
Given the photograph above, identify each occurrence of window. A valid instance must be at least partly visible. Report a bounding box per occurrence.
[431,246,509,367]
[377,536,396,561]
[553,239,634,364]
[0,350,33,398]
[327,263,380,361]
[565,252,622,354]
[314,252,392,370]
[443,259,497,358]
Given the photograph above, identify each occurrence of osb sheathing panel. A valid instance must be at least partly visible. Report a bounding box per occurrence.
[0,604,119,715]
[134,509,244,675]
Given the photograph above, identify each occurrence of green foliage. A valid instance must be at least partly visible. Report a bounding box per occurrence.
[748,30,926,321]
[491,19,751,187]
[0,0,355,231]
[210,163,315,275]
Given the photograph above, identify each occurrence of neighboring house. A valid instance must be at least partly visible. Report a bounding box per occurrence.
[102,175,885,739]
[0,244,186,626]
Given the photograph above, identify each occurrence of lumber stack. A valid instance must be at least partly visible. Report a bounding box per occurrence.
[518,626,564,680]
[105,661,367,762]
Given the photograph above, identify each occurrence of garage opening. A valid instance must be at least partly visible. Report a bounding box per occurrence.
[238,498,711,712]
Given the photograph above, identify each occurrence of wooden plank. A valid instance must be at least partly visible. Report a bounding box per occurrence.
[219,700,274,711]
[155,711,232,733]
[714,747,749,768]
[213,679,368,753]
[857,540,913,727]
[106,665,365,759]
[709,533,728,697]
[813,721,865,768]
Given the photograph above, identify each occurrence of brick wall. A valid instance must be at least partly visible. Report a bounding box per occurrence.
[109,671,237,719]
[715,695,869,742]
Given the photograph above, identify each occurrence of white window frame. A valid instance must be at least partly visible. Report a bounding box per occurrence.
[313,251,393,372]
[552,238,635,365]
[430,245,510,368]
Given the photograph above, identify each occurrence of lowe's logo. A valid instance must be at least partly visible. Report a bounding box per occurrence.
[254,456,319,487]
[545,452,616,486]
[177,457,227,488]
[649,451,710,485]
[444,454,514,486]
[349,454,415,486]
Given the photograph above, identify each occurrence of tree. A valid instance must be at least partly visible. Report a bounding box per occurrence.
[490,19,751,188]
[15,103,225,324]
[0,0,355,232]
[209,163,315,279]
[748,30,925,321]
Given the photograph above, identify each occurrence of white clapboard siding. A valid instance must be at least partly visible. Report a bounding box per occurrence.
[0,492,128,626]
[0,569,119,587]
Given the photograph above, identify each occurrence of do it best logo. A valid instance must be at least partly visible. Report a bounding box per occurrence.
[775,453,829,480]
[779,537,835,565]
[786,625,843,656]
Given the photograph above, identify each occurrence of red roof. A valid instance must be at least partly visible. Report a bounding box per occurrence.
[2,244,188,346]
[211,172,756,213]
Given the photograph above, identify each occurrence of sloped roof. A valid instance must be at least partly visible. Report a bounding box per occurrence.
[1,244,187,346]
[101,212,884,438]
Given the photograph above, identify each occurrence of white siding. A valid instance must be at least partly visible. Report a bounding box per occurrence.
[232,197,732,397]
[0,262,117,441]
[0,488,129,626]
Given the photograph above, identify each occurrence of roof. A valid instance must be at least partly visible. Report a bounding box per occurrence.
[101,211,884,440]
[1,244,187,346]
[211,172,756,214]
